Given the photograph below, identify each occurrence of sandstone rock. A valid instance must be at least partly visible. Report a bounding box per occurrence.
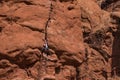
[0,0,120,80]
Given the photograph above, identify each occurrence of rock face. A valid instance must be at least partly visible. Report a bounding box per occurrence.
[0,0,120,80]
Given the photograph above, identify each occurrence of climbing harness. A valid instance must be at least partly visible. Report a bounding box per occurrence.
[37,0,53,80]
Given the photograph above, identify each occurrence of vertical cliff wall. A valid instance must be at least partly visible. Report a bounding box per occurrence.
[0,0,120,80]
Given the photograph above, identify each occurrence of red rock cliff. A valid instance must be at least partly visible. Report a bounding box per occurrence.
[0,0,120,80]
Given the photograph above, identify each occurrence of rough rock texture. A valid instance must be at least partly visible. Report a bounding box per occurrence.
[0,0,120,80]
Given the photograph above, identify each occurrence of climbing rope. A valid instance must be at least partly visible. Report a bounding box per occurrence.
[37,1,53,80]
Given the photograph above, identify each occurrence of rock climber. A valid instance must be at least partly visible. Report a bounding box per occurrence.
[41,42,50,56]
